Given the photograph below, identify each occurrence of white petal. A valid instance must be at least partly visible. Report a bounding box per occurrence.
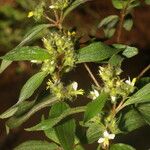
[111,96,116,102]
[72,82,78,90]
[94,90,99,97]
[108,134,115,139]
[103,130,109,138]
[98,138,105,143]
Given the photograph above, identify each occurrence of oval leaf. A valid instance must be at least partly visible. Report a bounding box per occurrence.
[14,140,59,150]
[77,42,118,63]
[18,71,47,103]
[1,46,50,61]
[84,92,108,122]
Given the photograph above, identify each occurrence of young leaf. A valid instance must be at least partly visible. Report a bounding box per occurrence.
[18,71,47,103]
[63,0,89,19]
[98,15,119,29]
[124,83,150,106]
[122,46,138,58]
[112,0,125,9]
[138,103,150,125]
[123,17,133,31]
[77,42,118,63]
[84,92,108,122]
[1,46,50,61]
[50,102,76,150]
[104,28,116,38]
[108,54,124,67]
[14,140,59,150]
[0,106,18,119]
[119,108,146,132]
[110,143,136,150]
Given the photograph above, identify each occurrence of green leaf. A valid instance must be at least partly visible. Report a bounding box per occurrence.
[112,0,125,9]
[44,128,60,144]
[6,96,59,129]
[138,103,150,125]
[119,108,146,132]
[63,0,89,19]
[104,28,116,38]
[0,60,12,73]
[124,83,150,106]
[84,92,108,122]
[1,46,50,61]
[145,0,150,5]
[110,143,136,150]
[18,24,50,47]
[26,106,86,131]
[18,71,47,103]
[123,17,133,31]
[0,24,50,73]
[109,54,124,67]
[50,102,76,150]
[122,46,138,58]
[98,15,119,29]
[0,106,18,119]
[86,123,105,143]
[77,42,119,63]
[14,140,59,150]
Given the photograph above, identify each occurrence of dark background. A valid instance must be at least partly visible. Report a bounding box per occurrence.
[0,0,150,149]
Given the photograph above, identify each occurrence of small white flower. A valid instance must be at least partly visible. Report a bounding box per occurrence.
[50,60,55,65]
[125,77,135,86]
[90,89,99,100]
[111,96,116,103]
[98,130,115,147]
[72,82,78,91]
[49,5,55,9]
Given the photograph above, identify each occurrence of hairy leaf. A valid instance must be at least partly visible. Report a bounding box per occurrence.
[124,83,150,106]
[77,42,118,63]
[14,140,59,150]
[119,108,146,132]
[138,103,150,125]
[84,92,108,122]
[51,102,76,150]
[1,46,50,61]
[18,71,47,103]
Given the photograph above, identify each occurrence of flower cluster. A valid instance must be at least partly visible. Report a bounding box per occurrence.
[47,80,84,100]
[99,65,136,103]
[28,2,45,21]
[42,31,76,76]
